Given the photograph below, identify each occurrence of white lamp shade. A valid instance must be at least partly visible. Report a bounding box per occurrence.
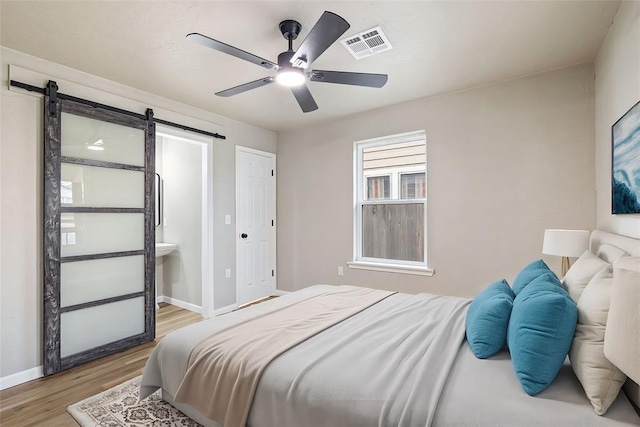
[542,229,590,257]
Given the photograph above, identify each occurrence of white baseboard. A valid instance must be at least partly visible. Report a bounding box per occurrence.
[212,303,238,317]
[1,291,283,390]
[1,295,202,391]
[159,295,202,314]
[0,365,43,390]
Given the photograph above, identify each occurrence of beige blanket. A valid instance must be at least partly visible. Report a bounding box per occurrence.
[173,286,395,427]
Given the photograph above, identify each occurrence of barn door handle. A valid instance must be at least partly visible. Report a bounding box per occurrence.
[241,233,248,239]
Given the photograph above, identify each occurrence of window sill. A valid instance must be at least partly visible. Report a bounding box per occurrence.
[347,261,435,276]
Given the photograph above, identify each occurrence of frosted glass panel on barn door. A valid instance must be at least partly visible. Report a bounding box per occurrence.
[43,90,155,375]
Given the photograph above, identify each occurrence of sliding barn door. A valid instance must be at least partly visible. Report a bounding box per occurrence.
[43,91,155,375]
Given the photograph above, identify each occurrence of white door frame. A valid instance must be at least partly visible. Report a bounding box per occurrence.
[235,145,277,306]
[156,125,215,318]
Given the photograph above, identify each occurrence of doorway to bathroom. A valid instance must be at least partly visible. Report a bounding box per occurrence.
[155,126,214,317]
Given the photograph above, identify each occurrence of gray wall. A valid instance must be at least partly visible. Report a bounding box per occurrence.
[595,1,640,238]
[211,121,279,309]
[277,63,596,298]
[0,47,275,379]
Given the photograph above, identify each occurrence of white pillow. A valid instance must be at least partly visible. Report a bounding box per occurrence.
[569,267,627,415]
[605,257,640,385]
[596,243,627,264]
[562,250,609,302]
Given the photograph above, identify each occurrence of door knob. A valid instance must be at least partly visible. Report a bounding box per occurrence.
[241,233,248,239]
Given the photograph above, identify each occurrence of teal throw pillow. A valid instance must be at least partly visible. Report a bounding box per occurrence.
[512,259,557,295]
[507,274,578,396]
[466,279,515,359]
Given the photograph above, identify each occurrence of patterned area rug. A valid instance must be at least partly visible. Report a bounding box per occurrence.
[67,376,202,426]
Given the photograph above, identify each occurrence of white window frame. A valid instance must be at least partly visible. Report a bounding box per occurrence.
[348,130,433,276]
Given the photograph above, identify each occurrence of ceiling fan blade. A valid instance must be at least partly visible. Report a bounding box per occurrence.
[309,70,388,88]
[289,12,350,69]
[216,77,275,97]
[186,33,278,70]
[291,84,318,113]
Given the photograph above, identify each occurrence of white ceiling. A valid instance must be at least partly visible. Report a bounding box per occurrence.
[1,1,620,132]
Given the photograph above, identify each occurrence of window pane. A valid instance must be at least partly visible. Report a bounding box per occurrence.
[362,203,424,262]
[61,255,144,307]
[366,176,390,200]
[61,112,145,166]
[357,132,427,265]
[401,173,426,199]
[61,163,144,208]
[60,213,144,257]
[363,140,425,171]
[60,297,144,358]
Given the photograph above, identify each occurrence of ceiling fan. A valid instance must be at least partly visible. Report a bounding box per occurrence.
[186,11,388,113]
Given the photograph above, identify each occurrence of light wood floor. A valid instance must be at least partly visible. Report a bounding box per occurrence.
[0,303,203,426]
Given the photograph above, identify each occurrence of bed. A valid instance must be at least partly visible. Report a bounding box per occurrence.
[140,230,640,426]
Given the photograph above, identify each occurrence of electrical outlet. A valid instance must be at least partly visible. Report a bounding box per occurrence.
[225,268,231,278]
[337,266,344,276]
[225,215,231,225]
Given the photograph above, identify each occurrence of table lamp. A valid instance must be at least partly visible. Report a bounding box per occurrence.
[542,229,590,276]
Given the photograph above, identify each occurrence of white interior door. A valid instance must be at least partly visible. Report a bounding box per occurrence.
[236,146,276,306]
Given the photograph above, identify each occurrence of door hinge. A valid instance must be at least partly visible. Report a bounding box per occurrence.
[272,270,274,277]
[272,219,274,226]
[271,169,274,177]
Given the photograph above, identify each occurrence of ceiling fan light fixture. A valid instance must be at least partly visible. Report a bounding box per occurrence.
[187,12,386,112]
[276,69,305,87]
[276,50,305,87]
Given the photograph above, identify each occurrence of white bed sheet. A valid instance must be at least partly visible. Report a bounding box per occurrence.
[143,285,471,427]
[433,345,639,426]
[143,285,640,426]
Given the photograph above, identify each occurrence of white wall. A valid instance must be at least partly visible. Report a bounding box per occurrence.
[161,135,203,306]
[0,47,275,382]
[595,1,640,237]
[277,63,596,298]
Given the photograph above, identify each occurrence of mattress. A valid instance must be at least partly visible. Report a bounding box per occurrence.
[142,286,640,426]
[433,346,639,426]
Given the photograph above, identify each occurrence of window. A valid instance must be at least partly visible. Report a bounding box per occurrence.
[366,175,390,199]
[400,173,426,199]
[350,131,431,275]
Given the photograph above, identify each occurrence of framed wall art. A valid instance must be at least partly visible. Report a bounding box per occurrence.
[612,100,640,214]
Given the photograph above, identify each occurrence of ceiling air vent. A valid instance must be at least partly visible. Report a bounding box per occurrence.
[340,26,393,60]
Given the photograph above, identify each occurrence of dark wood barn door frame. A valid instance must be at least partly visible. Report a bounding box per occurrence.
[43,82,156,375]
